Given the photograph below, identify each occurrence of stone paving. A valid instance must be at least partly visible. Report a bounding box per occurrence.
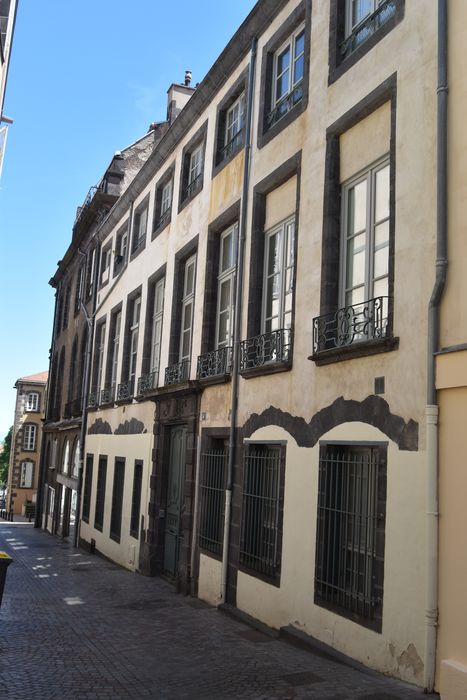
[0,522,437,700]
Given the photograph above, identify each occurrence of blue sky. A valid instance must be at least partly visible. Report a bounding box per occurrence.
[0,0,256,439]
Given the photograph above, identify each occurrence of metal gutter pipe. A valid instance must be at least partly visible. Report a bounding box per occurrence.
[424,0,448,691]
[220,36,257,605]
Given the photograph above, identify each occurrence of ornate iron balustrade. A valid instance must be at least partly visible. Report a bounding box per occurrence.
[137,371,158,395]
[87,391,98,409]
[266,81,303,128]
[116,380,133,401]
[218,129,243,163]
[182,173,202,202]
[154,208,170,231]
[240,329,292,371]
[100,386,114,405]
[197,347,232,381]
[165,359,190,386]
[340,0,397,59]
[313,297,389,354]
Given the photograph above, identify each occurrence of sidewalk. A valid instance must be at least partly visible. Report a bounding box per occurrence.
[0,522,436,700]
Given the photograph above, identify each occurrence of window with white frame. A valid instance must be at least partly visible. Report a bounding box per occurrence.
[160,181,172,220]
[216,225,237,349]
[132,201,148,254]
[25,392,39,412]
[340,158,390,323]
[22,424,37,451]
[62,439,70,475]
[225,95,244,151]
[95,321,106,395]
[262,216,295,335]
[345,0,388,37]
[180,255,196,362]
[114,223,128,275]
[188,145,202,189]
[269,25,305,125]
[109,310,122,395]
[150,278,165,376]
[20,461,34,488]
[72,440,80,478]
[128,296,141,392]
[100,245,111,285]
[86,248,96,298]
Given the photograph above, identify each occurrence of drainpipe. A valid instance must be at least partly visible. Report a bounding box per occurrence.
[424,0,448,691]
[220,37,257,605]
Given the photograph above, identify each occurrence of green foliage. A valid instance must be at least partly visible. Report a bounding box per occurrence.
[0,426,13,486]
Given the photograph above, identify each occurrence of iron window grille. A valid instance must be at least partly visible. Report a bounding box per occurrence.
[94,456,107,532]
[116,380,133,401]
[110,458,125,543]
[164,359,190,386]
[100,386,114,405]
[314,444,386,631]
[240,444,284,582]
[87,391,98,408]
[240,328,292,371]
[199,443,227,556]
[341,0,397,59]
[82,455,93,523]
[137,371,158,395]
[267,25,305,129]
[197,347,232,381]
[130,460,143,539]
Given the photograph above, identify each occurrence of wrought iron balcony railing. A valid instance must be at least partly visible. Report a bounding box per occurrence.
[340,0,397,59]
[100,386,114,405]
[87,391,98,409]
[197,347,232,381]
[218,129,244,163]
[240,329,292,372]
[137,371,158,395]
[313,296,390,354]
[116,380,134,401]
[266,81,303,128]
[182,173,202,202]
[154,208,170,231]
[165,359,190,386]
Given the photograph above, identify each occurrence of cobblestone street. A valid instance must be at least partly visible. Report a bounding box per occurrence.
[0,523,435,700]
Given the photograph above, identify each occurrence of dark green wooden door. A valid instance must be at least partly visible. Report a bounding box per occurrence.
[164,426,187,577]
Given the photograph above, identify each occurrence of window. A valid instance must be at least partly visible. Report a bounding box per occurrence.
[82,454,93,523]
[262,216,295,336]
[92,320,107,399]
[25,392,39,412]
[85,248,96,299]
[74,266,84,315]
[240,444,284,583]
[62,286,71,329]
[153,166,174,235]
[72,440,80,478]
[62,439,70,475]
[114,221,129,276]
[105,308,121,402]
[329,0,403,83]
[22,424,37,451]
[257,2,310,148]
[180,255,196,363]
[20,461,34,488]
[110,458,125,543]
[118,294,141,400]
[94,455,107,532]
[314,443,386,631]
[130,460,143,539]
[216,225,237,350]
[100,245,111,285]
[179,121,207,210]
[131,199,149,256]
[269,25,305,128]
[340,158,389,322]
[149,278,164,376]
[199,438,227,556]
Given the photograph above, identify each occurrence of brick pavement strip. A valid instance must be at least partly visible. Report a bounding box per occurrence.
[0,523,435,700]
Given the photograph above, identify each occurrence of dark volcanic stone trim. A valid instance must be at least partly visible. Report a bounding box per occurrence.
[242,396,418,451]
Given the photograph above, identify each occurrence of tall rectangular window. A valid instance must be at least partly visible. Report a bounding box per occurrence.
[150,278,165,375]
[199,439,227,556]
[240,444,284,582]
[225,95,244,152]
[130,460,143,539]
[93,321,106,396]
[180,255,196,362]
[262,216,295,334]
[94,456,107,532]
[216,225,237,349]
[160,181,172,220]
[188,145,202,188]
[108,310,122,397]
[22,424,37,451]
[314,443,386,631]
[82,454,93,523]
[20,461,34,488]
[269,25,305,125]
[25,392,39,412]
[128,296,141,393]
[132,201,149,255]
[114,222,128,276]
[110,458,125,543]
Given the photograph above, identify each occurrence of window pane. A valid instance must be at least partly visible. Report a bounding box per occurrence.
[346,285,365,307]
[352,0,373,27]
[346,232,366,288]
[183,302,192,332]
[267,232,281,277]
[221,232,234,272]
[276,72,289,102]
[374,220,389,247]
[375,165,390,222]
[217,310,229,347]
[374,247,389,279]
[277,46,290,77]
[373,277,388,299]
[185,260,195,296]
[295,30,305,58]
[348,180,367,234]
[293,54,304,85]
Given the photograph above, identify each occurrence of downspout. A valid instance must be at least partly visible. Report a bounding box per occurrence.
[425,0,448,691]
[220,37,257,605]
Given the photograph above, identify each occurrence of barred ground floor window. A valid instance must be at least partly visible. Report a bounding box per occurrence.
[314,442,387,632]
[199,438,227,557]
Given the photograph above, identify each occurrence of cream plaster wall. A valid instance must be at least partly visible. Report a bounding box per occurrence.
[80,402,155,571]
[198,553,223,607]
[339,102,390,182]
[264,176,297,230]
[235,424,426,685]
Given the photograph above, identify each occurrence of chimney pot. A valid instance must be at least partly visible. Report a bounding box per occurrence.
[185,70,192,87]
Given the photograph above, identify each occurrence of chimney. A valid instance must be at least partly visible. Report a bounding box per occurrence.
[167,70,196,124]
